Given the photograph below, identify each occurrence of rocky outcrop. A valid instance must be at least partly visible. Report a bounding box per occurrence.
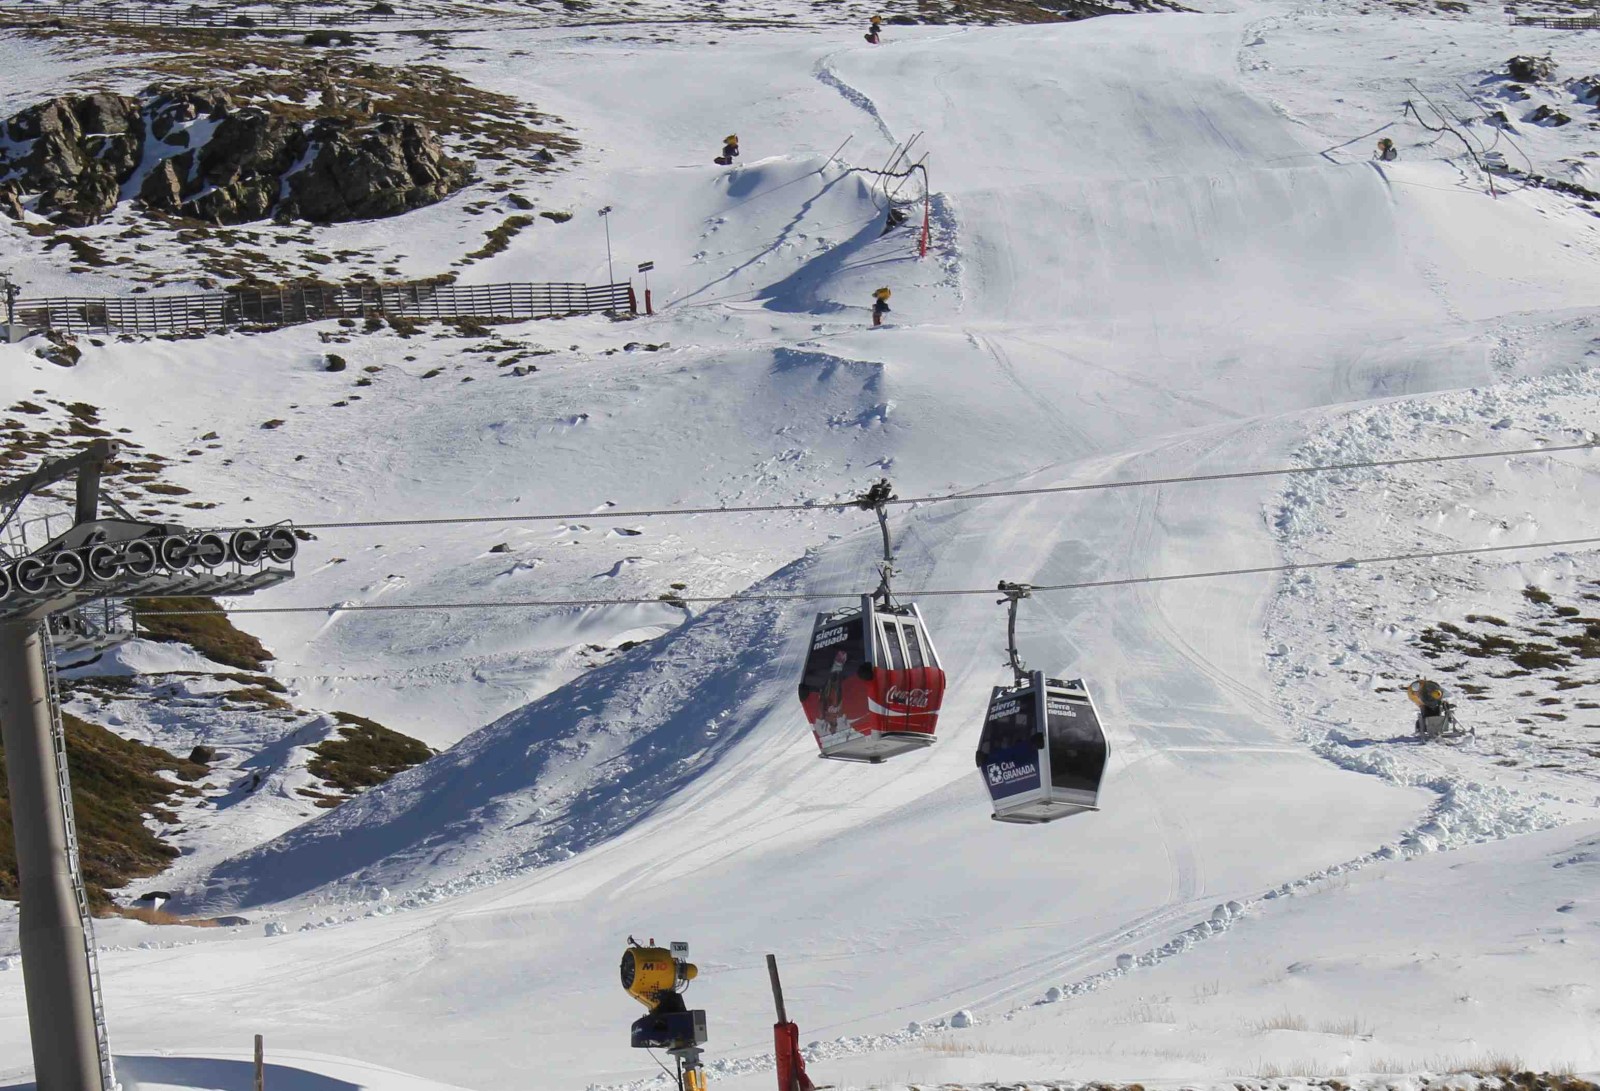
[0,93,144,226]
[0,85,472,227]
[1569,74,1600,105]
[280,116,469,222]
[1507,54,1556,84]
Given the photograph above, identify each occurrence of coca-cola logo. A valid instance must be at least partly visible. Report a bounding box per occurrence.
[885,686,931,708]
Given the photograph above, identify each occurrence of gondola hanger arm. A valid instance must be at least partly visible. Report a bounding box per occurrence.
[997,580,1032,685]
[855,478,898,605]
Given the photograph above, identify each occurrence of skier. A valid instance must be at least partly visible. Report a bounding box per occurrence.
[871,287,891,327]
[714,134,739,166]
[1376,137,1398,162]
[865,15,882,44]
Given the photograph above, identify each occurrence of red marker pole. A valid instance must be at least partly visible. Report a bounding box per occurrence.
[638,261,656,315]
[919,194,930,258]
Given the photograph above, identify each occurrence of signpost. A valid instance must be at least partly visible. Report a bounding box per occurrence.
[638,261,655,315]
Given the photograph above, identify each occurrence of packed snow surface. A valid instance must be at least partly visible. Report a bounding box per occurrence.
[3,0,1600,1089]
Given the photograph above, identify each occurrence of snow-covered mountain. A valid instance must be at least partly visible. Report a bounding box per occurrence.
[2,0,1599,1088]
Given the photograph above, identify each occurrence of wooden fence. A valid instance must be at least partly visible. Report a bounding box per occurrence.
[0,2,409,29]
[16,281,636,335]
[1513,14,1600,27]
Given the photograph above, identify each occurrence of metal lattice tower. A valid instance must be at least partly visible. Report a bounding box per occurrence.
[0,440,299,1091]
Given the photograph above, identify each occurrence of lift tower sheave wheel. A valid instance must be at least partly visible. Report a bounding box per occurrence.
[0,441,302,1091]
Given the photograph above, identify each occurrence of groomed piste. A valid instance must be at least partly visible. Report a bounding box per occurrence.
[1,0,1598,1088]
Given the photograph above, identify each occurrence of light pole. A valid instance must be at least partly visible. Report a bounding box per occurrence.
[598,206,615,287]
[1,272,19,330]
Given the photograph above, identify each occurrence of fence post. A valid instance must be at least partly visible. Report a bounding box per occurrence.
[254,1034,264,1091]
[627,285,638,316]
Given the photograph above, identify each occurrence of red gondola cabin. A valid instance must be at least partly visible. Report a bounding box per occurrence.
[798,594,946,762]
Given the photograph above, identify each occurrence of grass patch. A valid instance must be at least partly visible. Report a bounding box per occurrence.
[1,714,208,912]
[464,215,534,261]
[305,711,432,799]
[111,905,221,927]
[1252,1010,1309,1032]
[130,597,272,671]
[220,686,292,712]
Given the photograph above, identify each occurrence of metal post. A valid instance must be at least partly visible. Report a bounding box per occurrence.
[254,1034,265,1091]
[598,206,615,288]
[766,953,788,1024]
[0,622,104,1091]
[638,261,655,316]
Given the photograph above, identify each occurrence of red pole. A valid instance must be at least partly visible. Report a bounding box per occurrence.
[919,194,930,258]
[645,288,654,316]
[627,285,638,315]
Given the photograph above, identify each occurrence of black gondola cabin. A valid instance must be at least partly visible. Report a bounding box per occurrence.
[976,672,1108,823]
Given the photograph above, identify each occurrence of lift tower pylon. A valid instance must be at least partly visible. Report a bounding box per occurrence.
[0,441,300,1091]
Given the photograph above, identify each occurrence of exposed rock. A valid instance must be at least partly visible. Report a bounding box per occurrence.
[138,159,185,211]
[1570,74,1600,105]
[287,116,472,222]
[34,332,81,367]
[305,29,359,47]
[0,185,23,221]
[532,147,557,164]
[1529,104,1572,126]
[1,92,145,225]
[1507,55,1556,84]
[324,353,348,372]
[0,85,471,227]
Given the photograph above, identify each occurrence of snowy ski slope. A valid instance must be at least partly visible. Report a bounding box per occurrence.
[2,1,1600,1088]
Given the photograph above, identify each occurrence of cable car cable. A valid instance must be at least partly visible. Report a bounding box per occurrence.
[281,440,1595,532]
[131,533,1600,617]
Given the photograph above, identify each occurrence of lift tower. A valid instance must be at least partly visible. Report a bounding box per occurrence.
[0,440,299,1091]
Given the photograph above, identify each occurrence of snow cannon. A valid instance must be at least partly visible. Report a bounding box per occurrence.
[621,939,708,1091]
[621,941,697,1009]
[1407,678,1466,741]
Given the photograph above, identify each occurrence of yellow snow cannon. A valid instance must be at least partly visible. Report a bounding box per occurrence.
[621,937,708,1082]
[621,941,697,1008]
